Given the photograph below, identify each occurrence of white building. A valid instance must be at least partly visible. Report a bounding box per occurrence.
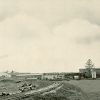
[91,69,96,79]
[0,72,11,78]
[42,73,65,80]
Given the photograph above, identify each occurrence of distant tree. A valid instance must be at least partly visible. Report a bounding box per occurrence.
[85,59,94,78]
[85,59,94,69]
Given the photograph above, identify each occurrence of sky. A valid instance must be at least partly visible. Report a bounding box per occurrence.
[0,0,100,73]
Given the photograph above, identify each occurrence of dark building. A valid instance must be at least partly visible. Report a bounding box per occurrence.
[79,68,100,78]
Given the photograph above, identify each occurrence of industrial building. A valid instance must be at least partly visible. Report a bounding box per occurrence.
[79,68,100,79]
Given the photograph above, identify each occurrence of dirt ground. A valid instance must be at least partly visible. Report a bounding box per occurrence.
[0,79,99,100]
[0,80,88,100]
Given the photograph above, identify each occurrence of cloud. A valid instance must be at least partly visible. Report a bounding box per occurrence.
[1,0,100,27]
[0,0,100,72]
[0,54,8,59]
[0,15,100,73]
[52,18,100,71]
[0,14,50,40]
[17,0,100,28]
[0,14,54,72]
[53,19,100,44]
[0,0,19,21]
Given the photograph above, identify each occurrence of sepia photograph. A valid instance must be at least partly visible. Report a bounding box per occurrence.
[0,0,100,100]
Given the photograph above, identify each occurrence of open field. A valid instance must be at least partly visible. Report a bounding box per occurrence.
[67,80,100,100]
[67,80,100,93]
[0,79,88,100]
[0,79,100,100]
[0,79,54,94]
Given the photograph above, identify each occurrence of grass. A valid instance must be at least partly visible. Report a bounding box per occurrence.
[67,80,100,100]
[0,79,100,100]
[0,79,55,94]
[67,80,100,93]
[0,79,88,100]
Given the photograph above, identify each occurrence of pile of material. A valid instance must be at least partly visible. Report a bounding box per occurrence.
[0,82,89,100]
